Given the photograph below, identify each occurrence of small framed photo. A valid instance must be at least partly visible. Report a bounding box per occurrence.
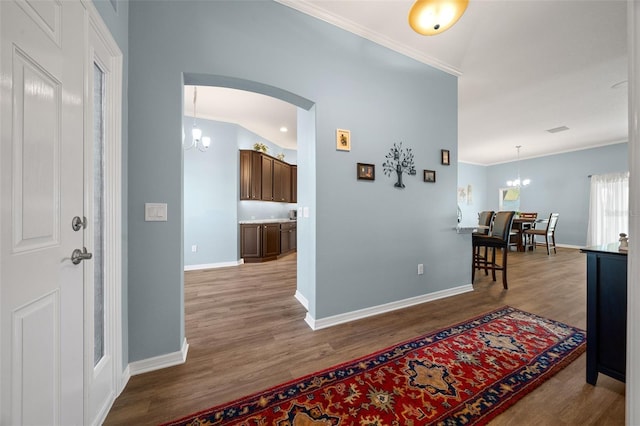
[423,169,436,183]
[357,163,375,180]
[336,129,351,151]
[441,149,450,166]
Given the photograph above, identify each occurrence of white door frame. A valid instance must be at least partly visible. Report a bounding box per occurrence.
[83,2,124,425]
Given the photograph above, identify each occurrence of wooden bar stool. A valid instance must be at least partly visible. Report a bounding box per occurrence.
[473,211,494,276]
[472,211,516,289]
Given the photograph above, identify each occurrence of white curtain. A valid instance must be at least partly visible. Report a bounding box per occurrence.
[586,172,629,246]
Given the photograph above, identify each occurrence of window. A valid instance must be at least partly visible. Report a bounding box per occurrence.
[586,172,629,246]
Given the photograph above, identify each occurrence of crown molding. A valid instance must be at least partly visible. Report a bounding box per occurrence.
[274,0,462,77]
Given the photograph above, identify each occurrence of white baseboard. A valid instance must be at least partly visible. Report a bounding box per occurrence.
[128,338,189,376]
[557,243,582,249]
[294,290,309,310]
[118,365,131,395]
[304,284,474,330]
[184,260,243,271]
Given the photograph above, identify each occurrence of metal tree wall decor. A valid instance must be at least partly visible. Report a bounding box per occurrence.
[382,142,416,188]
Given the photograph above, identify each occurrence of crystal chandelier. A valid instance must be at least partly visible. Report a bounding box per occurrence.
[506,145,531,187]
[183,86,211,152]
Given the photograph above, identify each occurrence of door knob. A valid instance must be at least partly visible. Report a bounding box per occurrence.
[71,247,93,265]
[71,216,87,231]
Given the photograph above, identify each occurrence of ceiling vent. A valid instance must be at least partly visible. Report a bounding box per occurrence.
[546,126,569,134]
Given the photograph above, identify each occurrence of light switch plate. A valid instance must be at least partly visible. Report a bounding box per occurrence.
[145,203,168,221]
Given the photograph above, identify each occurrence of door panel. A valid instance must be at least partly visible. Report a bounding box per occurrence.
[12,292,59,425]
[12,48,61,250]
[1,1,86,424]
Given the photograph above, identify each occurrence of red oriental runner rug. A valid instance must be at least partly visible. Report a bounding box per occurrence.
[162,306,585,426]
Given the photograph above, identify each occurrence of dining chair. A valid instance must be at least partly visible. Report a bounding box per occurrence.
[524,213,559,254]
[517,212,538,249]
[472,211,516,289]
[473,211,495,276]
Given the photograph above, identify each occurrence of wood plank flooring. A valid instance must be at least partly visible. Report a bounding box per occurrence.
[104,248,625,425]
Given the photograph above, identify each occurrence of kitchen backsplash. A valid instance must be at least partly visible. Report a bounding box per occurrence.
[238,200,297,221]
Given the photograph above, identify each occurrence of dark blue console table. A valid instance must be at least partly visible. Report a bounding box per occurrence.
[581,244,627,385]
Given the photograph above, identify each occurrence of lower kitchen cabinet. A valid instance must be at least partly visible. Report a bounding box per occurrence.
[280,222,297,255]
[240,224,262,259]
[262,223,280,259]
[240,221,296,262]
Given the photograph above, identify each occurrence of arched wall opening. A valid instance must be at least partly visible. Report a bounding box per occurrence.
[182,73,317,319]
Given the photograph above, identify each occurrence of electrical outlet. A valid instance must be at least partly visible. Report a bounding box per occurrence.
[418,263,424,275]
[191,245,197,253]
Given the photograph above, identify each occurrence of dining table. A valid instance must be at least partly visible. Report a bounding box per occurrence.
[512,217,538,252]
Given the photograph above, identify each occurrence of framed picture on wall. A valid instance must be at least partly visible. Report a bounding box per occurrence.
[441,149,450,165]
[423,169,436,183]
[336,129,351,151]
[357,163,375,180]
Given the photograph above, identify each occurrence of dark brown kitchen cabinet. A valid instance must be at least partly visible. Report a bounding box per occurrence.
[290,165,297,203]
[240,223,280,262]
[262,223,280,259]
[273,160,291,202]
[241,222,296,262]
[261,155,274,201]
[280,222,297,255]
[239,150,296,203]
[240,224,261,259]
[239,150,263,200]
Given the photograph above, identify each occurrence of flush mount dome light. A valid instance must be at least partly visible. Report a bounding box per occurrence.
[408,0,469,36]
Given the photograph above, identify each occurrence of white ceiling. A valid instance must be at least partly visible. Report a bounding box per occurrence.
[184,85,298,150]
[186,0,628,165]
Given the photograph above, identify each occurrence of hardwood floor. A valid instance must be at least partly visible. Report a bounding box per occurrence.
[104,248,625,425]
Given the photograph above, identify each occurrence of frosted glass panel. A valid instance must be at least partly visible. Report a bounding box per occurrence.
[93,63,105,366]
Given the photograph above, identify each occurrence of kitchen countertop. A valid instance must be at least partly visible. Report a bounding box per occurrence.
[239,218,297,224]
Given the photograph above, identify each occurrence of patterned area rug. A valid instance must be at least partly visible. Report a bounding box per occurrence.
[162,306,585,426]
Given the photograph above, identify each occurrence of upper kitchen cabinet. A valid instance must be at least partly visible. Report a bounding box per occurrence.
[273,160,291,202]
[239,150,296,203]
[261,154,274,201]
[240,150,263,200]
[291,165,297,204]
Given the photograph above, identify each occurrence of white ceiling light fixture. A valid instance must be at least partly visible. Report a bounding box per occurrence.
[506,145,531,188]
[408,0,469,36]
[183,86,211,152]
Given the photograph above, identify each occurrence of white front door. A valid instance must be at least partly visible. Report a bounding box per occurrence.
[1,1,86,424]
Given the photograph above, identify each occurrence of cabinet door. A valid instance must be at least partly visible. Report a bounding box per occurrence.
[239,151,252,200]
[291,165,297,203]
[250,151,262,200]
[261,155,274,201]
[273,161,291,203]
[281,163,291,202]
[240,224,262,258]
[289,224,297,251]
[280,227,290,254]
[263,223,280,258]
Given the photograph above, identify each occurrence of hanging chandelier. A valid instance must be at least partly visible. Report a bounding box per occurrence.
[183,86,211,152]
[408,0,469,36]
[506,145,531,187]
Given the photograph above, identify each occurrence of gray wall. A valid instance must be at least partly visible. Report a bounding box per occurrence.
[183,119,239,266]
[457,163,489,226]
[128,0,463,361]
[92,0,129,369]
[458,142,628,246]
